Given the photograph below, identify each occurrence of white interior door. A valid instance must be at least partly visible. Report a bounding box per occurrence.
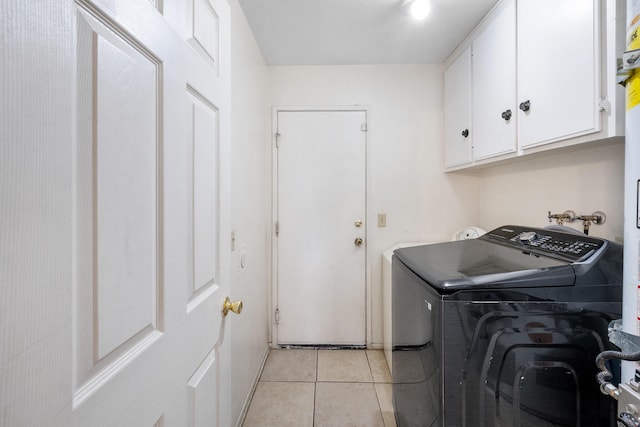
[1,0,232,425]
[276,110,367,346]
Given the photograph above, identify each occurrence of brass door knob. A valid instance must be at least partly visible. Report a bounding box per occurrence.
[222,297,243,316]
[354,237,363,247]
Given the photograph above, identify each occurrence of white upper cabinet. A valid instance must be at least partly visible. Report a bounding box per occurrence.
[443,0,624,170]
[444,46,472,167]
[517,0,598,148]
[472,0,516,160]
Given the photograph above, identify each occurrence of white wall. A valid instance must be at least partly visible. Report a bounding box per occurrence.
[475,141,625,241]
[270,65,480,347]
[229,0,270,423]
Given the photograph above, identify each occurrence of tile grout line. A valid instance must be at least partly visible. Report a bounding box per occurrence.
[313,349,318,427]
[367,350,391,427]
[312,381,317,427]
[373,383,386,427]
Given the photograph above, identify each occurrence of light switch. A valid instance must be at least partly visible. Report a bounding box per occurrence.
[377,213,387,227]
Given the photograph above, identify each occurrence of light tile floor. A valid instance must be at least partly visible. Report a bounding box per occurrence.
[243,349,397,427]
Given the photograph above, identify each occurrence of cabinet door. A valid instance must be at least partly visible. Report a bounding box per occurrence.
[472,0,517,160]
[518,0,598,148]
[444,46,472,168]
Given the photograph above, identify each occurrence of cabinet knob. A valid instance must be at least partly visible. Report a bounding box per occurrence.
[501,109,512,121]
[519,100,531,112]
[461,129,469,138]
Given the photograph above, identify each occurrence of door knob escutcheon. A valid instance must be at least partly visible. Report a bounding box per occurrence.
[354,237,363,247]
[222,297,243,316]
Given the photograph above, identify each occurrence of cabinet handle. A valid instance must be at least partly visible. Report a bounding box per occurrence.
[461,129,469,138]
[519,100,531,112]
[501,109,512,121]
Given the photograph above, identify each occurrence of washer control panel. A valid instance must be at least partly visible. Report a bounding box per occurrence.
[483,225,606,262]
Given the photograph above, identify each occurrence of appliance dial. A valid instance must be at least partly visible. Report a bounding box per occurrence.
[519,231,539,243]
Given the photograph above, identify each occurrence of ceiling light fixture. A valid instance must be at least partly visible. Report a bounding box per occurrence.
[403,0,431,20]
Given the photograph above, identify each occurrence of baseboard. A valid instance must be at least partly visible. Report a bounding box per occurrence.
[234,344,270,427]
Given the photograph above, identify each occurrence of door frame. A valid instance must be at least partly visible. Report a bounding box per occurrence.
[269,105,371,348]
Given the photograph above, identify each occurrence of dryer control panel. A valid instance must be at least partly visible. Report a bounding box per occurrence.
[482,225,606,263]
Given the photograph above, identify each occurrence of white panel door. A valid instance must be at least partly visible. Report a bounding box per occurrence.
[471,0,517,160]
[517,0,598,148]
[276,110,366,346]
[1,0,232,425]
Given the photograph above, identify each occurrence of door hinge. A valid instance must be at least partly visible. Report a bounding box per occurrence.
[275,308,280,324]
[361,122,368,132]
[275,221,279,236]
[275,132,281,148]
[598,98,611,113]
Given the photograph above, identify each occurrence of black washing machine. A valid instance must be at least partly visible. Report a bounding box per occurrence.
[392,225,622,427]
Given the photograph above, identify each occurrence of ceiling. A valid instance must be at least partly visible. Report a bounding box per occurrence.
[236,0,498,65]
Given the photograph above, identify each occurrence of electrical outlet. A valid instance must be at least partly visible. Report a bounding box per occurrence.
[378,213,387,227]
